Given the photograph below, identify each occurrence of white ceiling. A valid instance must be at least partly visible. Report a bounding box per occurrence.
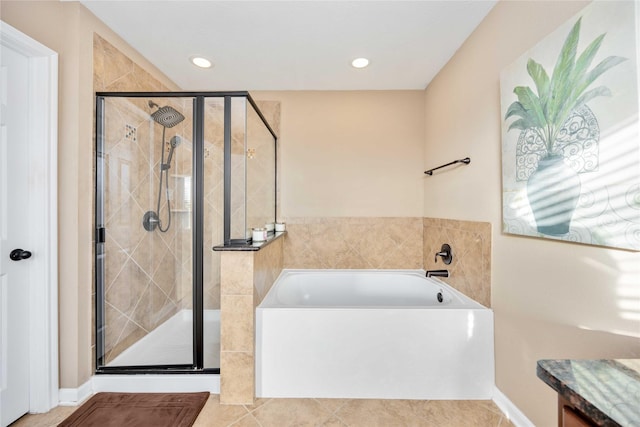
[81,0,497,91]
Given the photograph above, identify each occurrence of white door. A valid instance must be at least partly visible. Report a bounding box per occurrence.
[0,39,32,427]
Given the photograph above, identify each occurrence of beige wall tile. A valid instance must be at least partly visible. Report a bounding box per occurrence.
[221,295,254,352]
[131,284,176,332]
[105,319,146,364]
[220,352,255,405]
[104,260,150,316]
[221,252,254,295]
[282,217,423,270]
[424,217,492,307]
[105,209,489,372]
[253,237,284,304]
[103,303,127,354]
[218,235,285,404]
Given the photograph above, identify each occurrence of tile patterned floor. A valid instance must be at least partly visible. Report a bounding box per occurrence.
[12,395,516,426]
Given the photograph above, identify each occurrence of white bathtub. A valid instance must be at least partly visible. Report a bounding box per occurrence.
[256,269,494,400]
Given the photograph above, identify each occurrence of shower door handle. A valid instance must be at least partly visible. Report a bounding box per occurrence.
[10,249,32,261]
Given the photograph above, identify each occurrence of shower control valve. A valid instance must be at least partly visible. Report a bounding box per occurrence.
[434,243,453,265]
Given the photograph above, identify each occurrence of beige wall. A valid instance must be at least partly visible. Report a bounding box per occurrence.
[423,1,640,426]
[1,1,179,388]
[253,91,425,218]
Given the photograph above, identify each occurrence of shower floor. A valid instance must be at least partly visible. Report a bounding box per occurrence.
[108,309,220,368]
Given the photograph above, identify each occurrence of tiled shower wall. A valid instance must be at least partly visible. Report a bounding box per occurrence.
[94,34,282,365]
[94,34,186,363]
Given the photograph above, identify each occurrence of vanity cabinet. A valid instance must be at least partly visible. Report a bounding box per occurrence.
[559,397,596,427]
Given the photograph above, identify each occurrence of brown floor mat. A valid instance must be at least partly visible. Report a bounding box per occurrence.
[58,392,209,427]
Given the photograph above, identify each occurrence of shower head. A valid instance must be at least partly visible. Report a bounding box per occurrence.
[151,105,185,128]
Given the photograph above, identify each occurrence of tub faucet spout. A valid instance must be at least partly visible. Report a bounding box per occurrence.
[426,269,449,278]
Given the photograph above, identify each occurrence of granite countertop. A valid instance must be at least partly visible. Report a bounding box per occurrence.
[537,359,640,426]
[212,231,285,251]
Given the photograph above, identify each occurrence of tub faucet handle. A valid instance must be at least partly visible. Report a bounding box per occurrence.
[434,244,452,265]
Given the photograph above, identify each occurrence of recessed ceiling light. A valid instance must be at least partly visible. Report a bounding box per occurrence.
[190,56,212,69]
[351,57,370,69]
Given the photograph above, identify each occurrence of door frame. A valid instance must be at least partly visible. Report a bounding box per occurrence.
[1,21,58,413]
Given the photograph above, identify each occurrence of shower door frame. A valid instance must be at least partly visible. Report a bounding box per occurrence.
[94,91,277,375]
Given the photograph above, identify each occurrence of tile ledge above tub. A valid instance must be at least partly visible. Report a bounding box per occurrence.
[213,231,286,252]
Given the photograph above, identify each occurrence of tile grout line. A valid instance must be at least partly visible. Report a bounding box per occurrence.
[226,410,260,427]
[241,398,273,427]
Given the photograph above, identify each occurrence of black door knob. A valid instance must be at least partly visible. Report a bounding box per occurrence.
[10,249,32,261]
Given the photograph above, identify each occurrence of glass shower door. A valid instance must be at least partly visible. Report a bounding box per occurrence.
[95,91,275,374]
[202,97,225,369]
[96,96,195,368]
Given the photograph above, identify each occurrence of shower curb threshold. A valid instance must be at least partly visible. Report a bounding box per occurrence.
[59,374,221,406]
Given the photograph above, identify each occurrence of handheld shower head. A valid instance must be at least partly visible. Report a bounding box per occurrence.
[169,135,182,148]
[164,136,182,168]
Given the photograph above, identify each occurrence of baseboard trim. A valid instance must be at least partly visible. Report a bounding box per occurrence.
[58,380,92,406]
[493,386,535,427]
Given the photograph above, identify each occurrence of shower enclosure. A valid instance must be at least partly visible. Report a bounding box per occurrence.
[94,92,277,373]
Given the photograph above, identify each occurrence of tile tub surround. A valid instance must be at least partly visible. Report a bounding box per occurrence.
[15,396,515,427]
[281,217,490,307]
[281,217,423,269]
[220,235,284,404]
[423,218,491,307]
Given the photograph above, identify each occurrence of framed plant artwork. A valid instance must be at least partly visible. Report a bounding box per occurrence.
[500,1,640,250]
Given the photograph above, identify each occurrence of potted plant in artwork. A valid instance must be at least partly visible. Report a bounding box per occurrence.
[504,17,626,235]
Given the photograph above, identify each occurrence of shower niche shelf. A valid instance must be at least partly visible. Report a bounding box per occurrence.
[170,174,192,214]
[169,174,193,230]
